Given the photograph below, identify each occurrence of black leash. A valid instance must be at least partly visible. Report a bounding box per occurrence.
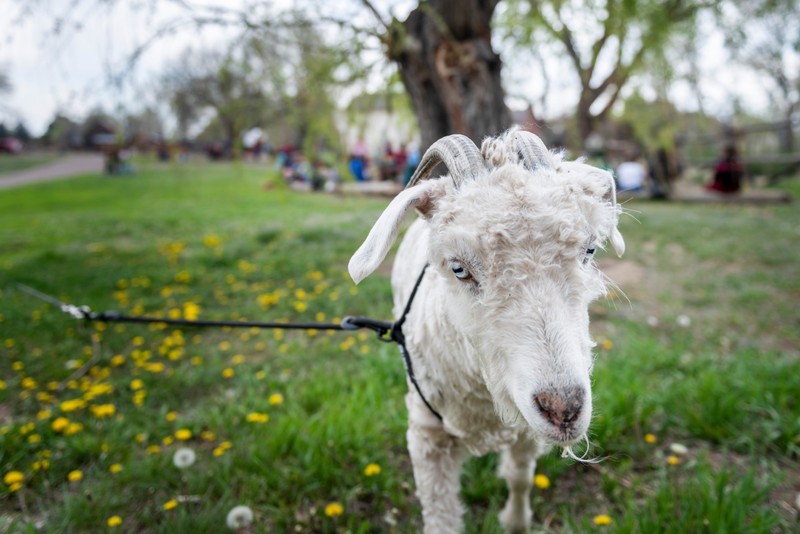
[15,267,443,421]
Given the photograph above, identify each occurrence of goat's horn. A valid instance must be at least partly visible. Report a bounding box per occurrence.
[511,130,553,171]
[407,135,486,189]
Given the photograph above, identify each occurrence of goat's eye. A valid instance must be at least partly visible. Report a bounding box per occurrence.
[450,261,472,280]
[582,247,596,265]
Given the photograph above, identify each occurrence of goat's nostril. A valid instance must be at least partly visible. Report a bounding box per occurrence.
[533,387,584,430]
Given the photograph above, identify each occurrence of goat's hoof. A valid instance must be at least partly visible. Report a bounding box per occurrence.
[498,504,531,534]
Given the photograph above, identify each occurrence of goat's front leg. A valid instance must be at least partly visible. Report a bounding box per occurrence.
[406,393,466,534]
[498,437,544,533]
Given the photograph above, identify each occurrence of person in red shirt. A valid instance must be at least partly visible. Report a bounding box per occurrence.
[706,145,744,193]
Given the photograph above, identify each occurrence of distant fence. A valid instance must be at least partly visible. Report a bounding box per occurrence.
[679,118,800,180]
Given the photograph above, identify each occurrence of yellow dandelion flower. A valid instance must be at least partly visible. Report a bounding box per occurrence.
[21,377,37,390]
[667,455,681,466]
[246,412,269,423]
[109,463,123,474]
[32,460,50,471]
[600,338,614,350]
[37,410,51,420]
[12,361,24,371]
[268,393,284,406]
[213,446,226,457]
[147,445,161,455]
[222,368,235,378]
[593,514,612,526]
[67,470,83,482]
[324,502,344,517]
[0,380,5,390]
[4,471,24,485]
[364,463,381,476]
[191,356,203,366]
[219,341,231,351]
[162,436,174,446]
[131,379,144,390]
[110,354,126,367]
[52,417,71,432]
[90,404,116,418]
[534,474,551,489]
[644,433,657,444]
[64,422,84,435]
[60,398,86,412]
[203,234,221,248]
[135,433,146,443]
[27,434,41,444]
[133,336,144,346]
[165,411,178,422]
[200,430,216,442]
[255,370,266,380]
[183,302,200,320]
[107,515,123,527]
[144,362,165,373]
[163,499,178,511]
[231,354,245,365]
[175,429,192,441]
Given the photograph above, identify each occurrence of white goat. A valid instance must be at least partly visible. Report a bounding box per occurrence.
[349,129,625,533]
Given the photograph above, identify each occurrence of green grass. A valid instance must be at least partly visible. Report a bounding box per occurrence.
[1,162,798,532]
[0,153,59,175]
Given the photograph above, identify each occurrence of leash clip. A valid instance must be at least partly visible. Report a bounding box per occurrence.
[61,304,92,320]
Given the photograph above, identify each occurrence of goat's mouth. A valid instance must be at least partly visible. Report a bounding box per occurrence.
[540,427,585,446]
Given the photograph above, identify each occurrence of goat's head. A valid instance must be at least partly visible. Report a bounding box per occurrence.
[349,129,625,446]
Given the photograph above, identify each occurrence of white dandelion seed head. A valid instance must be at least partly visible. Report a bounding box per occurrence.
[226,505,254,530]
[172,447,196,469]
[646,315,659,327]
[676,315,691,328]
[669,443,689,456]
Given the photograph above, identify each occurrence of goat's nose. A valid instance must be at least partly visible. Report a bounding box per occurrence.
[533,387,584,430]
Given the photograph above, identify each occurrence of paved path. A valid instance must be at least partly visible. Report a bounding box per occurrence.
[0,153,104,191]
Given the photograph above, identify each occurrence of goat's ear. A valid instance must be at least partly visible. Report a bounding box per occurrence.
[349,180,441,284]
[603,175,626,258]
[559,161,625,257]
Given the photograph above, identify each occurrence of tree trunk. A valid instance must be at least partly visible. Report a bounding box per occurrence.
[392,0,510,150]
[576,90,595,148]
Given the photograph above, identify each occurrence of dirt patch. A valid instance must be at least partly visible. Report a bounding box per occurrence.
[597,259,646,289]
[0,403,12,424]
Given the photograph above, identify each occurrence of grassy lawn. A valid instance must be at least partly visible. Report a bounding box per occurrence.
[0,154,59,176]
[0,161,798,533]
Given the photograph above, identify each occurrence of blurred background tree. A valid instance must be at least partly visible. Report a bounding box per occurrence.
[3,0,798,173]
[499,0,718,146]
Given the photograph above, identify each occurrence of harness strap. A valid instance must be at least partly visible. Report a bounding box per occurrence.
[388,265,443,421]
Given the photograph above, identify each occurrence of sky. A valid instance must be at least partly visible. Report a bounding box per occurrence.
[0,0,786,137]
